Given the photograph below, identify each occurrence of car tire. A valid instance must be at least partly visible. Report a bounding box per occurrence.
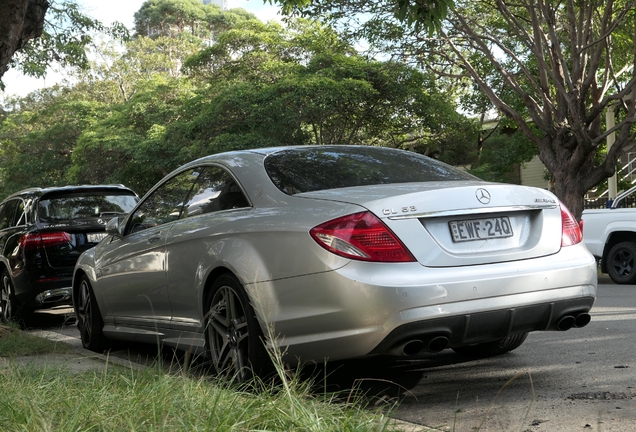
[1,269,18,324]
[76,276,109,353]
[452,333,528,358]
[205,274,272,382]
[607,241,636,284]
[1,269,32,327]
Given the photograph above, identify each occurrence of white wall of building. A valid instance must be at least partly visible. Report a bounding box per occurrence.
[202,0,227,9]
[520,155,550,189]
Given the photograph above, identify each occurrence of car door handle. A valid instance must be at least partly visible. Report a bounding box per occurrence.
[147,234,162,244]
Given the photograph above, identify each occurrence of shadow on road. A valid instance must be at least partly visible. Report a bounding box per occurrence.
[27,307,486,403]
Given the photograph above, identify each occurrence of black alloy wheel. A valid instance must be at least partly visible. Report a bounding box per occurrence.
[607,241,636,284]
[1,269,16,324]
[76,276,109,352]
[205,274,270,383]
[452,333,529,358]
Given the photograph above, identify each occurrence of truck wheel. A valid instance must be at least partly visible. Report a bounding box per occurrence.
[607,242,636,284]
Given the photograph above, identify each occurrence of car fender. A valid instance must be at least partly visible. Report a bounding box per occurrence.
[193,236,350,330]
[73,246,99,283]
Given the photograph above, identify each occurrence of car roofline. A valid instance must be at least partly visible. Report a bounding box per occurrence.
[2,184,137,202]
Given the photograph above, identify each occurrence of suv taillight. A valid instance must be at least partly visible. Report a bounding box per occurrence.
[560,203,582,247]
[310,211,416,262]
[19,232,71,249]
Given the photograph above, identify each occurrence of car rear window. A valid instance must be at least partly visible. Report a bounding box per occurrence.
[37,191,138,223]
[264,146,477,194]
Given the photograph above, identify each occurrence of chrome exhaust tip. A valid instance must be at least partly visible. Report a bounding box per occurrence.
[574,313,591,328]
[556,315,576,331]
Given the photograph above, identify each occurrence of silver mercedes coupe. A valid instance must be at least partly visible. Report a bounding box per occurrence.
[72,145,597,381]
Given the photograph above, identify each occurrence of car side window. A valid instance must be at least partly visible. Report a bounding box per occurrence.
[0,200,19,230]
[128,169,199,234]
[13,200,26,226]
[180,166,250,219]
[0,203,6,230]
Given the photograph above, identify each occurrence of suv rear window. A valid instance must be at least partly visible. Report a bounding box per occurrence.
[38,192,138,223]
[264,146,477,194]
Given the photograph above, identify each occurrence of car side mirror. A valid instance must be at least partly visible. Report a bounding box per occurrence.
[106,216,125,237]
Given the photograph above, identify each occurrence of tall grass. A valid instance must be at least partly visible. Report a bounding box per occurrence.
[0,363,396,431]
[0,323,397,432]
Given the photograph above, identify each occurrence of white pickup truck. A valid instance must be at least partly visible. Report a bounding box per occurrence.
[582,186,636,284]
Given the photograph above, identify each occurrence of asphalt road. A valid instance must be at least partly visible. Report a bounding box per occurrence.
[389,280,636,432]
[28,277,636,432]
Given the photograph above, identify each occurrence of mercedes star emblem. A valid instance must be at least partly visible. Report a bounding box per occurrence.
[476,188,491,204]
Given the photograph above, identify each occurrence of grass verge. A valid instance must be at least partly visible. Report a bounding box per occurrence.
[0,324,398,432]
[0,324,73,356]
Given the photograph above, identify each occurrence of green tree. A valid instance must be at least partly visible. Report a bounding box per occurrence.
[134,0,256,38]
[274,0,636,219]
[269,0,454,33]
[1,1,127,87]
[68,75,197,194]
[3,9,475,196]
[469,125,539,184]
[181,19,477,159]
[66,18,476,192]
[0,88,108,197]
[71,33,203,104]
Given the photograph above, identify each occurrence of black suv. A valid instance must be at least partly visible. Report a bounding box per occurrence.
[0,185,138,325]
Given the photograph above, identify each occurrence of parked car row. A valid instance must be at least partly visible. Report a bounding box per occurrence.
[0,146,597,382]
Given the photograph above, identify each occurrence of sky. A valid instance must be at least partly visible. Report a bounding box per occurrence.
[1,0,282,99]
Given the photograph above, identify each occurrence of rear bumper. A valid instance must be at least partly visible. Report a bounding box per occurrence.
[13,273,74,310]
[370,296,594,356]
[248,243,597,364]
[34,287,73,306]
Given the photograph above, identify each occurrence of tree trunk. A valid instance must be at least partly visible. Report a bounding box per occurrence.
[0,0,49,79]
[552,171,585,221]
[538,134,593,221]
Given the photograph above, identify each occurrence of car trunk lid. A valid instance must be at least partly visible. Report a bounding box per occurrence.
[298,182,562,266]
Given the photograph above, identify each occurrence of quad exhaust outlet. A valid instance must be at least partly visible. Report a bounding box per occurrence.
[396,335,450,356]
[554,312,591,331]
[387,311,592,357]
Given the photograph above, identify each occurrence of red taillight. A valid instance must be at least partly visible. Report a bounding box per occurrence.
[19,232,71,249]
[310,212,416,262]
[560,203,582,247]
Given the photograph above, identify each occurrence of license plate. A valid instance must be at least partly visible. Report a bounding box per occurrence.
[87,232,107,243]
[449,217,513,242]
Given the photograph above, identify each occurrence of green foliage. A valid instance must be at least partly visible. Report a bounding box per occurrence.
[73,33,204,104]
[1,6,475,197]
[0,88,108,198]
[68,75,197,195]
[134,0,257,38]
[181,19,475,159]
[269,0,455,34]
[469,126,538,184]
[8,1,129,81]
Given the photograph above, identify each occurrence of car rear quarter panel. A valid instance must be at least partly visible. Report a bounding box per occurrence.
[165,201,362,331]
